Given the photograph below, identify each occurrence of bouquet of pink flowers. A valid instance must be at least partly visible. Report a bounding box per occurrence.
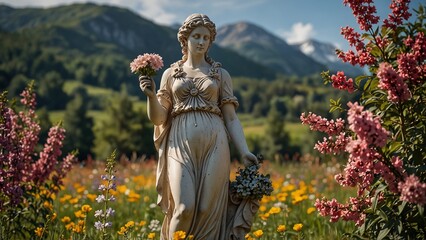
[130,53,164,77]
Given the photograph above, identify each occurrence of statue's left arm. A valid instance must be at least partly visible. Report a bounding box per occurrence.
[220,69,258,167]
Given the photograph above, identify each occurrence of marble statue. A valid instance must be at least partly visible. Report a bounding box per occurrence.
[139,13,259,240]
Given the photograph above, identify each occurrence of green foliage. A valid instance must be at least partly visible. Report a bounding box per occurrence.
[63,87,95,161]
[93,90,154,160]
[262,103,291,161]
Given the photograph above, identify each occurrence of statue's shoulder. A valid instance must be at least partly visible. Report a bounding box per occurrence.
[169,61,185,78]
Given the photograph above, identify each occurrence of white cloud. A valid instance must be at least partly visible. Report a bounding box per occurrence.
[136,0,179,25]
[280,22,315,44]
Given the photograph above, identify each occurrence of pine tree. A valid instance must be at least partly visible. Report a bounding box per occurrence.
[93,90,154,160]
[262,99,290,163]
[63,87,94,161]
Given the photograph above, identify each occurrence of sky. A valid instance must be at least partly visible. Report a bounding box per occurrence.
[1,0,423,49]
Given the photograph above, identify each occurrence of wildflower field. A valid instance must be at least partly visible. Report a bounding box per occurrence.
[37,156,356,239]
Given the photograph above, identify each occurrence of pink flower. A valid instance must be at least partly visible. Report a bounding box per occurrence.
[130,53,164,76]
[300,112,345,136]
[397,53,420,81]
[1,85,74,209]
[347,102,389,147]
[337,46,375,67]
[343,0,380,31]
[31,126,66,184]
[338,138,377,192]
[314,132,350,155]
[412,32,426,61]
[398,175,426,205]
[341,27,364,51]
[383,0,412,29]
[330,71,355,93]
[377,62,411,102]
[314,197,370,226]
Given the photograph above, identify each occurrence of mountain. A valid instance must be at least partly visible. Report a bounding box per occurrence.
[0,3,276,90]
[216,22,326,76]
[292,39,365,76]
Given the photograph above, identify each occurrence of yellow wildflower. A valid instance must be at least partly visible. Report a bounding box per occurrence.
[139,220,147,226]
[188,235,194,240]
[59,194,72,203]
[49,212,57,221]
[173,230,186,240]
[74,210,86,219]
[277,224,286,232]
[43,201,53,210]
[34,227,43,237]
[69,197,79,204]
[65,222,75,230]
[253,229,263,238]
[147,232,156,239]
[307,207,316,214]
[117,226,127,235]
[293,223,303,232]
[86,193,97,202]
[125,221,135,228]
[144,196,150,202]
[81,204,92,213]
[245,233,254,240]
[277,192,288,201]
[50,193,56,200]
[259,212,270,221]
[128,191,141,202]
[268,206,281,214]
[72,224,83,233]
[258,205,267,212]
[76,186,86,194]
[281,184,296,192]
[61,216,71,223]
[117,185,128,194]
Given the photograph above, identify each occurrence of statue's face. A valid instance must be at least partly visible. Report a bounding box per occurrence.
[187,26,211,56]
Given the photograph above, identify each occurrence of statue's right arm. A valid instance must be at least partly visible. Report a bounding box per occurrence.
[139,68,172,126]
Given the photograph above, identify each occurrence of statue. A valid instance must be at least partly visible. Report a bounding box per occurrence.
[139,13,260,240]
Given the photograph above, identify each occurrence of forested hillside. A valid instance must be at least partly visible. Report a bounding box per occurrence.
[0,3,356,161]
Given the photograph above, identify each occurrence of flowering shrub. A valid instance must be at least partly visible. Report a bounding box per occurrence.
[130,53,164,77]
[302,1,426,239]
[0,81,75,238]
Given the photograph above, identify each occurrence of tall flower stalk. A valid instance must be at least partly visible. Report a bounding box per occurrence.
[94,150,117,239]
[1,81,75,238]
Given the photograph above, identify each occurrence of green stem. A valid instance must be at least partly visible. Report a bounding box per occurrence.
[397,104,407,143]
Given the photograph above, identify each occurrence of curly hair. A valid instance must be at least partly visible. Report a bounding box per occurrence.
[177,13,216,64]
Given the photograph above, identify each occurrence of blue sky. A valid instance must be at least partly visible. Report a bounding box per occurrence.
[2,0,423,49]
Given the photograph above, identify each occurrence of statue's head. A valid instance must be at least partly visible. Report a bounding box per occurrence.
[178,13,216,61]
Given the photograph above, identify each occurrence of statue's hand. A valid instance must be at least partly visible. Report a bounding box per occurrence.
[139,75,156,98]
[241,152,258,167]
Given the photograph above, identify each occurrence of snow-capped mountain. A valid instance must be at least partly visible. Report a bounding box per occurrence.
[216,22,326,76]
[292,39,365,76]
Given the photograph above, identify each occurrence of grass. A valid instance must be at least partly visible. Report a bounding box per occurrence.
[240,113,310,146]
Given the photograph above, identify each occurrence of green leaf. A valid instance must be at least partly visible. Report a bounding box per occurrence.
[418,204,424,218]
[378,209,389,221]
[377,227,391,240]
[397,220,403,234]
[355,75,368,86]
[398,201,407,214]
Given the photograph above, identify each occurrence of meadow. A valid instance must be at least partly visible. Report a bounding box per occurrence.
[42,155,356,240]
